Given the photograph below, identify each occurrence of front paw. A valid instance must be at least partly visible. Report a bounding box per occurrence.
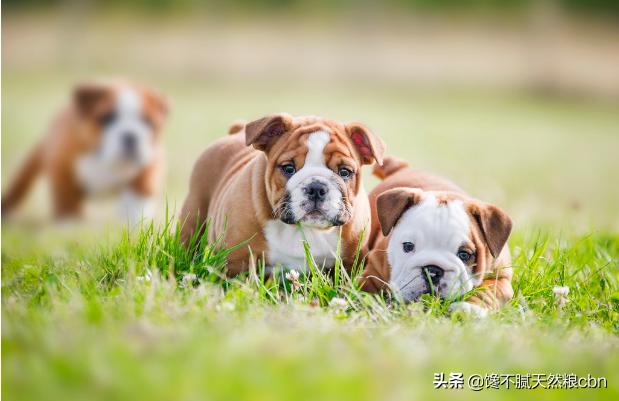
[448,302,488,318]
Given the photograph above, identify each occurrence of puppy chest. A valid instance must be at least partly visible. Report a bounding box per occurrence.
[75,154,141,194]
[263,220,339,271]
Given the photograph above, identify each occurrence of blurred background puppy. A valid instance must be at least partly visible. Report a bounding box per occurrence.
[2,80,169,224]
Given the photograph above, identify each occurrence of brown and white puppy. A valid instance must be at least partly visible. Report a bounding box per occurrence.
[2,80,168,223]
[179,113,384,275]
[360,156,513,316]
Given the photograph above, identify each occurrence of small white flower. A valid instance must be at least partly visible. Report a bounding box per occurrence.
[285,269,301,291]
[180,273,198,288]
[136,269,152,282]
[329,297,348,310]
[285,270,300,281]
[553,285,570,307]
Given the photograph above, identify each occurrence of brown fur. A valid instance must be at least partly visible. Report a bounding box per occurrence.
[360,156,513,311]
[2,80,168,218]
[179,113,384,275]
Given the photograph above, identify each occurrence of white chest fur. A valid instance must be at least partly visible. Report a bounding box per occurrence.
[75,153,141,195]
[263,220,339,271]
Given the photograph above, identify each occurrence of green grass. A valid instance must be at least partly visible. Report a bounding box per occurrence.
[3,76,619,399]
[2,219,619,400]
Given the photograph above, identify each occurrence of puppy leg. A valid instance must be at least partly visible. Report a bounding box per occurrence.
[449,266,514,317]
[125,162,161,225]
[359,248,390,294]
[467,266,514,310]
[50,169,83,219]
[178,161,212,247]
[120,191,155,226]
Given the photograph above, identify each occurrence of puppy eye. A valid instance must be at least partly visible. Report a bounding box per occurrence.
[402,242,415,253]
[280,163,296,177]
[98,111,117,127]
[457,249,473,262]
[338,167,353,179]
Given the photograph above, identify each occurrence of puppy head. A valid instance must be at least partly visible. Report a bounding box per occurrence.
[73,80,169,167]
[376,187,512,302]
[246,113,384,228]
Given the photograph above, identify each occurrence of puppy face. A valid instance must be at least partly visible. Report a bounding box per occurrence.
[246,113,384,228]
[377,188,512,302]
[74,81,168,168]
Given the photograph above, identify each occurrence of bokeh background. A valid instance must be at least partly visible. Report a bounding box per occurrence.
[3,0,619,230]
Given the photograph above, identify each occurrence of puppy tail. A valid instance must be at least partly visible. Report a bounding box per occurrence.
[2,142,44,215]
[228,121,246,135]
[372,155,409,180]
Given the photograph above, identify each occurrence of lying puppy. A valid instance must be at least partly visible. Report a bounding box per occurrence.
[179,113,384,275]
[360,156,513,316]
[2,80,168,223]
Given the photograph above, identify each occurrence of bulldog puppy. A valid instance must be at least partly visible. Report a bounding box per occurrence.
[179,113,384,275]
[360,156,513,316]
[2,80,168,223]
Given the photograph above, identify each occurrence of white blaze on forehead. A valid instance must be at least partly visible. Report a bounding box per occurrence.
[286,130,332,189]
[305,131,330,167]
[116,88,142,115]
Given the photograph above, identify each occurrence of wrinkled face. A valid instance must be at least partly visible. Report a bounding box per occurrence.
[387,194,481,301]
[76,83,167,168]
[97,89,155,167]
[270,129,361,228]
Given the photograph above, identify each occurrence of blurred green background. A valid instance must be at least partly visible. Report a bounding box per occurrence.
[3,0,619,230]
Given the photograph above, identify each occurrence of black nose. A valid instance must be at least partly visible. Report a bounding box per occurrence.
[305,181,328,202]
[422,265,444,285]
[122,132,137,154]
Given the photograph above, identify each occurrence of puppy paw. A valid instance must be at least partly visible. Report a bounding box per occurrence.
[448,302,488,318]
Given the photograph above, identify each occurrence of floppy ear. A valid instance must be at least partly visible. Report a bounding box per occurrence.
[470,203,513,258]
[142,88,170,129]
[146,88,169,118]
[73,82,111,116]
[346,123,385,166]
[376,187,424,236]
[245,113,294,151]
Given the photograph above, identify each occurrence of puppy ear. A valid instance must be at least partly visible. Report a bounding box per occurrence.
[469,202,513,258]
[346,123,385,166]
[146,88,169,118]
[245,113,294,151]
[73,82,111,116]
[142,88,170,128]
[376,187,424,236]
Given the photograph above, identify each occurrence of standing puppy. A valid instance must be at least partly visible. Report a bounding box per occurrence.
[2,80,168,223]
[360,156,513,316]
[179,113,384,275]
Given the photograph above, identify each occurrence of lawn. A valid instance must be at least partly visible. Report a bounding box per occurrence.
[2,12,619,399]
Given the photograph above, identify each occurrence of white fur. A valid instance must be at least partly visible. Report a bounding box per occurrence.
[264,220,339,271]
[286,131,344,227]
[448,301,488,318]
[387,194,477,301]
[120,190,155,226]
[75,153,142,195]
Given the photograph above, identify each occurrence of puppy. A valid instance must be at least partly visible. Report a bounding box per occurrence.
[2,80,168,223]
[179,113,384,275]
[360,156,513,316]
